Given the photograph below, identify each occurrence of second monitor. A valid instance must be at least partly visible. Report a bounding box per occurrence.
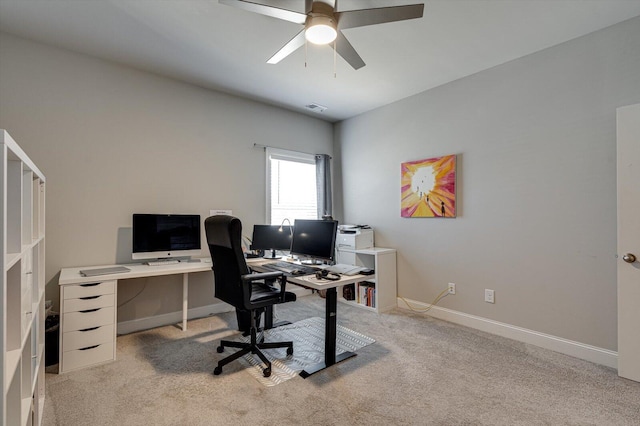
[251,224,293,259]
[290,219,338,264]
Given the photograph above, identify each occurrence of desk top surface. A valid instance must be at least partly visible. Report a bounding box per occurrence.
[247,258,369,290]
[59,260,213,285]
[59,257,370,289]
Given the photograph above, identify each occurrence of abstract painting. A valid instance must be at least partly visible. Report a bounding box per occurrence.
[401,154,456,218]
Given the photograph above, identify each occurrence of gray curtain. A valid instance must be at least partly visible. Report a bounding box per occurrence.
[315,154,332,219]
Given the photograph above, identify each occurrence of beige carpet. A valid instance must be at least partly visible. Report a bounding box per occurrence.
[44,294,640,425]
[237,316,375,386]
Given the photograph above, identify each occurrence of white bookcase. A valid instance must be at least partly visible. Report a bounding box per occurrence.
[1,130,46,426]
[336,247,396,313]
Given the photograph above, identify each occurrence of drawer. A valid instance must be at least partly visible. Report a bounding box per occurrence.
[63,324,115,351]
[63,293,115,313]
[61,340,115,373]
[63,280,116,299]
[63,306,115,333]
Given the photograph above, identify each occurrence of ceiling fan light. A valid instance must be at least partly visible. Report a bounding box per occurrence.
[305,16,337,45]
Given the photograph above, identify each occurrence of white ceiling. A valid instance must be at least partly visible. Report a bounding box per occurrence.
[1,0,639,122]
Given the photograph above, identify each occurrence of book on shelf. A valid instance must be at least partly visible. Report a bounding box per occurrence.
[357,281,376,308]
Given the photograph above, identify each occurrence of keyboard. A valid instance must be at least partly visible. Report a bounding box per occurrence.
[79,266,131,277]
[260,261,319,276]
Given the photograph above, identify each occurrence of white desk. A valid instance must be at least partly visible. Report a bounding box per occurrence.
[57,261,212,373]
[57,259,366,375]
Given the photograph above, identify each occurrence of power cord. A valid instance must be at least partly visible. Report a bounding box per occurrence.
[117,278,148,308]
[399,287,450,313]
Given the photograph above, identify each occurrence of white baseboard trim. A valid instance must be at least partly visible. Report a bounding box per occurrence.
[117,302,234,335]
[117,286,312,335]
[397,297,618,369]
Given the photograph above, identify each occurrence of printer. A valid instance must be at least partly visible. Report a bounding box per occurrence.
[336,225,374,250]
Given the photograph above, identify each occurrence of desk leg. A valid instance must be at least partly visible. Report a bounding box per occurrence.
[182,273,188,331]
[300,287,356,378]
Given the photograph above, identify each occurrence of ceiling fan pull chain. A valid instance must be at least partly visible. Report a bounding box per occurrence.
[333,39,337,78]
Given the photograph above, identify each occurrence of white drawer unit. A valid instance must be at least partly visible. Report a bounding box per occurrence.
[59,280,117,373]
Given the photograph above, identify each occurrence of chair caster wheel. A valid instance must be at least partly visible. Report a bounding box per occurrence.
[216,346,224,353]
[213,366,222,375]
[287,347,293,356]
[263,368,271,378]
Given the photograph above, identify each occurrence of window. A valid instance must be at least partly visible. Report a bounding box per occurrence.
[266,148,317,225]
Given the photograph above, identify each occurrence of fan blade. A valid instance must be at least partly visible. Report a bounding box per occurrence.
[336,4,424,30]
[219,0,307,25]
[267,29,306,64]
[332,31,365,70]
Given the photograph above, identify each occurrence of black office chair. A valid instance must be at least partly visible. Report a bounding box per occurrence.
[205,215,296,377]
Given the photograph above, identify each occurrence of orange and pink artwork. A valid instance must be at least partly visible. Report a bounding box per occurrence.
[401,154,456,218]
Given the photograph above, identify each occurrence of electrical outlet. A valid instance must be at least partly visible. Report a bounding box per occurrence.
[448,283,456,295]
[484,289,495,303]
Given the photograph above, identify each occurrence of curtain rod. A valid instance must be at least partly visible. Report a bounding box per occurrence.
[253,143,332,159]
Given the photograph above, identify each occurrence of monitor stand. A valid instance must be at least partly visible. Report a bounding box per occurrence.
[263,249,281,259]
[145,258,181,266]
[300,258,324,265]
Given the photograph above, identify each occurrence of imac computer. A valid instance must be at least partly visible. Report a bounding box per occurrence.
[132,214,201,262]
[290,219,338,264]
[250,225,293,259]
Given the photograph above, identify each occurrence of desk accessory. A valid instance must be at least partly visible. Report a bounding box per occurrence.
[79,266,131,277]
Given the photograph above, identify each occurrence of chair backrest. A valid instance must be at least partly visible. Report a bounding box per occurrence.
[204,215,251,308]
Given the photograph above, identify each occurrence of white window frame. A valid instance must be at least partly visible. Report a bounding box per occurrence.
[265,147,317,225]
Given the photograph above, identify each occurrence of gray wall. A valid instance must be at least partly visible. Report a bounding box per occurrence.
[2,15,638,351]
[0,33,333,320]
[334,16,640,352]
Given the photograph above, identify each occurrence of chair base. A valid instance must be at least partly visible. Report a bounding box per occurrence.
[214,319,293,377]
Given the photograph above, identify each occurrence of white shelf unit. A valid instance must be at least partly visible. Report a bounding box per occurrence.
[336,247,396,313]
[1,130,46,426]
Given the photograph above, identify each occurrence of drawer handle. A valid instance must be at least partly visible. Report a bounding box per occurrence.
[79,326,100,332]
[79,308,101,313]
[80,283,100,287]
[79,344,100,351]
[79,295,101,300]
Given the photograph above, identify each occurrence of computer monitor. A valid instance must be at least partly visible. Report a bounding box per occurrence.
[250,225,293,259]
[290,219,338,264]
[132,214,201,261]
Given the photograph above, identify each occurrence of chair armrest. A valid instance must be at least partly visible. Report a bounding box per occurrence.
[240,271,288,305]
[243,271,283,282]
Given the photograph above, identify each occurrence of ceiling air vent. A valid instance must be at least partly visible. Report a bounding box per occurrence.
[305,103,328,113]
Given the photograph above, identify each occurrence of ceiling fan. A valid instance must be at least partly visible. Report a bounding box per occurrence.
[219,0,425,70]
